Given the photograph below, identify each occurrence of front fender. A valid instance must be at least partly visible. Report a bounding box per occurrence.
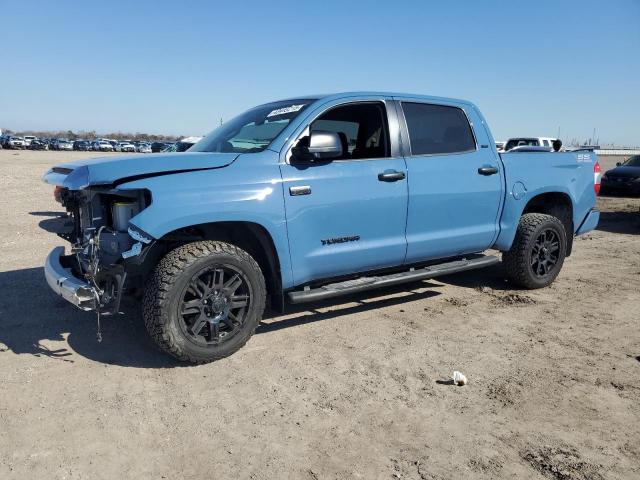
[118,152,294,288]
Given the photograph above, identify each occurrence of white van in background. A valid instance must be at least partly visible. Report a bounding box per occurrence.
[504,137,558,151]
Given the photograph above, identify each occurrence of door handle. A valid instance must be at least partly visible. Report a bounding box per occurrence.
[478,166,499,176]
[378,170,406,182]
[289,185,311,196]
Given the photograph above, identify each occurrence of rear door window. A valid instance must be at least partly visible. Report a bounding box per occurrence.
[402,102,476,155]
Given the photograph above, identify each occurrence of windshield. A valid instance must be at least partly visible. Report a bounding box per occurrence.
[622,155,640,167]
[190,99,315,153]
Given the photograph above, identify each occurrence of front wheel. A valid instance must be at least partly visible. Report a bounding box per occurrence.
[503,213,567,289]
[143,241,266,364]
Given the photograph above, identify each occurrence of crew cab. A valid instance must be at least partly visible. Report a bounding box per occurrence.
[42,92,600,363]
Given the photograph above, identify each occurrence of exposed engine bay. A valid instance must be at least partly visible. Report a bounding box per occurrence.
[56,186,152,316]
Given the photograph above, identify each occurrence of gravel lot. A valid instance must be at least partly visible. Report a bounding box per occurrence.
[0,150,638,479]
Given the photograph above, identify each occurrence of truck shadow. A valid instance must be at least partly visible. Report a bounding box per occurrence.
[259,286,442,334]
[0,267,183,368]
[30,211,69,234]
[0,267,442,368]
[596,211,640,235]
[433,261,514,291]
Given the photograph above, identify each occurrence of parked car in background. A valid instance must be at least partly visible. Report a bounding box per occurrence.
[116,141,136,152]
[57,139,73,151]
[137,142,152,153]
[4,136,26,149]
[42,92,600,363]
[95,140,115,152]
[73,140,91,151]
[162,136,202,152]
[29,139,49,150]
[503,137,558,151]
[495,141,506,152]
[23,135,37,147]
[600,155,640,196]
[151,141,172,153]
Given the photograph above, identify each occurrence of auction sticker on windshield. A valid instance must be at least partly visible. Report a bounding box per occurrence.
[267,104,305,118]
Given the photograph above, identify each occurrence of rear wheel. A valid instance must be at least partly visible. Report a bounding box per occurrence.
[503,213,567,289]
[143,241,266,363]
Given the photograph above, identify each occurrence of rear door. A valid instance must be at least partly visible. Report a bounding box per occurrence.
[396,99,503,262]
[280,98,408,286]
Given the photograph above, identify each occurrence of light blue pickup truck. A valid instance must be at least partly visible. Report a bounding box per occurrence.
[43,92,600,363]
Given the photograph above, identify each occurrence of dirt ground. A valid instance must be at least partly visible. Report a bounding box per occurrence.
[0,150,638,479]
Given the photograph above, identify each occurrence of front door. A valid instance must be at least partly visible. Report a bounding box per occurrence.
[280,100,408,286]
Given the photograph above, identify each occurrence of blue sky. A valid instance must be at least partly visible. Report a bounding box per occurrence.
[1,0,638,145]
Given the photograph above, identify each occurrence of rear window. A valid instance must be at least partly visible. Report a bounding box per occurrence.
[505,138,539,150]
[402,102,476,155]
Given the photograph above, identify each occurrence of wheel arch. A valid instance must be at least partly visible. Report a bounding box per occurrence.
[521,192,574,255]
[143,221,284,312]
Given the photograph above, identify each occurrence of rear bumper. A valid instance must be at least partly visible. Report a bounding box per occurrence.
[576,209,600,235]
[45,246,95,311]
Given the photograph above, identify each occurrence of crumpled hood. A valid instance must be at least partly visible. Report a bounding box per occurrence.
[42,152,239,189]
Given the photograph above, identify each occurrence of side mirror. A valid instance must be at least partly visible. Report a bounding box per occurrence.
[616,162,622,166]
[292,130,343,162]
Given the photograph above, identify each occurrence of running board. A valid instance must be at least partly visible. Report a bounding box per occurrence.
[287,254,500,304]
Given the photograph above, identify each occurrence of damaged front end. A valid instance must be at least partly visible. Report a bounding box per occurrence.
[45,185,154,318]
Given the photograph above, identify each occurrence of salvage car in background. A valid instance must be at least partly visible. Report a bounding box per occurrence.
[3,136,26,149]
[136,142,152,153]
[73,140,91,151]
[151,141,173,152]
[23,135,37,147]
[162,136,202,152]
[600,155,640,196]
[56,139,73,151]
[116,141,136,152]
[95,140,114,152]
[29,139,49,150]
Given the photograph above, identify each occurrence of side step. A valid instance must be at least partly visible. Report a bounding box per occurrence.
[287,254,500,304]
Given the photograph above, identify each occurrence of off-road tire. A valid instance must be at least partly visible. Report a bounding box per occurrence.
[503,213,567,289]
[143,241,266,364]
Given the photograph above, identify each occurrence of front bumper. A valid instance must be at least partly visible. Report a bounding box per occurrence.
[45,246,96,311]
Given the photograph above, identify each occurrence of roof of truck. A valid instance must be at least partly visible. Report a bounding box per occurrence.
[278,92,474,106]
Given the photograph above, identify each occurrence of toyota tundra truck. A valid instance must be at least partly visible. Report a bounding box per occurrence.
[42,92,601,363]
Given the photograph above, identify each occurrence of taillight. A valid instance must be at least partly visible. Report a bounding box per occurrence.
[54,186,63,203]
[593,161,601,195]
